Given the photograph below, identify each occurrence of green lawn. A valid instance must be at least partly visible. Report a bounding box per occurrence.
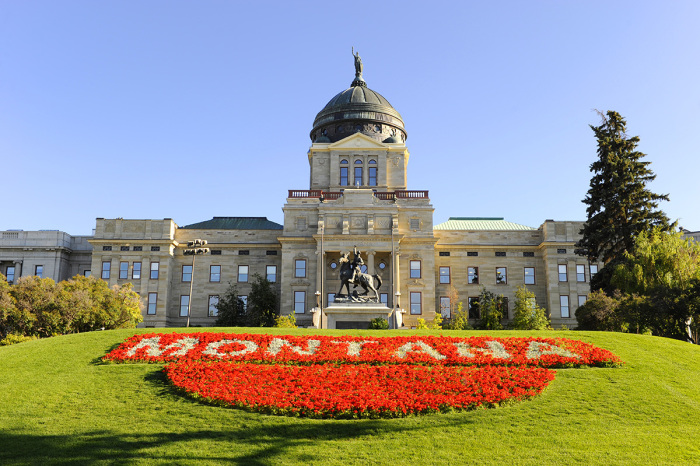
[1,328,698,465]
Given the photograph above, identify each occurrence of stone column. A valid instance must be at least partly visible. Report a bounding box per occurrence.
[367,250,375,275]
[394,251,401,308]
[14,260,23,280]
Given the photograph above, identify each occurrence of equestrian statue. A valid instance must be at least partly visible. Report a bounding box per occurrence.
[337,246,382,302]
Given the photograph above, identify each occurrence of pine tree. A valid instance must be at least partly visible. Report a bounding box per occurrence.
[576,110,674,291]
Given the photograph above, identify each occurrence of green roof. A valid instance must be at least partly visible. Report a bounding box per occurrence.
[434,217,535,231]
[181,217,283,230]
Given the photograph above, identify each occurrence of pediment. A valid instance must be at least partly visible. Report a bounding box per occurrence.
[328,133,388,150]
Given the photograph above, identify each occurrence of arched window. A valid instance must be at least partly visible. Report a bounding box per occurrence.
[340,159,348,186]
[368,159,377,186]
[354,159,363,186]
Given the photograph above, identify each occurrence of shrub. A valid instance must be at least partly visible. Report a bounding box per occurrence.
[443,302,472,330]
[478,289,505,330]
[369,317,389,330]
[274,314,297,328]
[512,286,550,330]
[575,290,627,332]
[0,333,38,346]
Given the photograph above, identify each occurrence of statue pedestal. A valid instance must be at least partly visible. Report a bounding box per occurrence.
[324,303,392,329]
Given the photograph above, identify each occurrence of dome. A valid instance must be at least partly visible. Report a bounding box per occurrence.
[310,60,407,144]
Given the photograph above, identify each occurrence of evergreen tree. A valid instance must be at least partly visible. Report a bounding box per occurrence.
[214,284,246,326]
[512,286,550,330]
[576,110,673,291]
[247,274,279,327]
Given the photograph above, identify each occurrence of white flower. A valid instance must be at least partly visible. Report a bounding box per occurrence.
[126,336,199,357]
[330,340,379,356]
[526,341,580,359]
[267,338,321,356]
[395,341,446,360]
[454,341,511,359]
[203,339,258,357]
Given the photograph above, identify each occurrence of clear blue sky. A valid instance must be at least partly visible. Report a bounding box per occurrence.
[2,1,699,235]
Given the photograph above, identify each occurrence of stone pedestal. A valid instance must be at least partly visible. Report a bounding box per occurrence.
[324,303,392,329]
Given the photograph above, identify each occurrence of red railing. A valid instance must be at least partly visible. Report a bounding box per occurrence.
[287,190,429,200]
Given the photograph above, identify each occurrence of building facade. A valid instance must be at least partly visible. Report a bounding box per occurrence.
[81,66,601,328]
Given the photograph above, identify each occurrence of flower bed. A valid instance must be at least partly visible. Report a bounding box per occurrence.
[104,332,621,419]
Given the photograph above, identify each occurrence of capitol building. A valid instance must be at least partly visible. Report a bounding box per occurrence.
[1,62,605,329]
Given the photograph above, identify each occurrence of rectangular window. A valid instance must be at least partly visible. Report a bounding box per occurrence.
[379,293,388,306]
[238,250,249,255]
[578,295,587,307]
[576,265,586,282]
[439,266,450,284]
[120,246,130,251]
[354,166,363,186]
[498,297,509,319]
[6,266,15,283]
[35,265,43,278]
[468,297,480,319]
[210,265,221,282]
[440,296,451,318]
[151,246,160,252]
[266,250,278,255]
[84,270,91,277]
[208,295,219,317]
[524,267,535,285]
[560,295,570,318]
[294,291,306,314]
[210,250,222,255]
[410,292,422,315]
[266,265,277,282]
[295,260,306,278]
[495,251,506,257]
[182,265,192,282]
[590,264,598,277]
[238,265,249,283]
[328,293,336,306]
[180,295,190,317]
[119,262,128,279]
[523,251,535,257]
[557,248,566,254]
[558,264,568,282]
[240,296,248,311]
[340,167,348,186]
[133,246,143,252]
[467,251,478,257]
[147,293,157,315]
[468,267,479,284]
[496,267,507,284]
[150,262,159,280]
[102,246,112,251]
[410,260,421,279]
[368,167,377,186]
[132,262,141,279]
[101,262,111,279]
[439,251,450,257]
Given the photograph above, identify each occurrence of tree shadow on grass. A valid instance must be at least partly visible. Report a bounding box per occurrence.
[0,414,478,465]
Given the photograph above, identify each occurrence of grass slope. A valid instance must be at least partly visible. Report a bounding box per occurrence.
[0,328,698,465]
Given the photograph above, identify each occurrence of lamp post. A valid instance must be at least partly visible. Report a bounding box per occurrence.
[183,239,209,328]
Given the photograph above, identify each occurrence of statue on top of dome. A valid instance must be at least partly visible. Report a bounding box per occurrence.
[352,47,363,78]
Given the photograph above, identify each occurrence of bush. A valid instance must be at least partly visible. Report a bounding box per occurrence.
[369,317,389,330]
[416,316,442,330]
[0,333,38,346]
[443,302,472,330]
[575,290,627,332]
[512,286,550,330]
[274,314,297,328]
[478,289,505,330]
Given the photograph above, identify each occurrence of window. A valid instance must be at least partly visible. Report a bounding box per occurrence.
[467,251,478,257]
[590,264,598,277]
[498,297,509,319]
[150,262,159,280]
[523,251,535,257]
[102,246,112,251]
[578,295,587,307]
[524,267,535,285]
[379,293,388,306]
[577,265,585,282]
[147,293,157,315]
[210,265,221,282]
[378,261,386,270]
[240,296,248,311]
[6,266,15,283]
[151,246,160,252]
[558,264,568,282]
[328,293,336,306]
[84,270,91,277]
[238,265,249,283]
[439,266,450,284]
[266,250,278,255]
[410,260,421,279]
[101,262,111,279]
[35,265,43,278]
[410,218,420,230]
[133,246,143,252]
[266,265,277,283]
[440,297,451,318]
[208,295,219,317]
[560,295,570,318]
[439,251,450,257]
[294,291,306,314]
[119,262,128,279]
[182,265,192,282]
[368,160,377,186]
[557,248,567,254]
[211,250,222,255]
[495,251,506,257]
[295,260,306,278]
[468,297,480,319]
[496,267,507,284]
[340,159,348,186]
[120,246,130,251]
[180,295,190,317]
[238,250,249,255]
[410,292,422,315]
[354,160,363,186]
[468,267,479,284]
[133,262,141,279]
